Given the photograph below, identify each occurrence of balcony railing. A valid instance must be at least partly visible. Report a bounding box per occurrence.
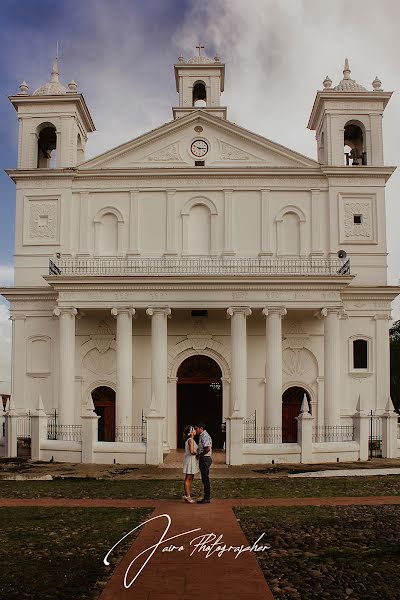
[49,256,350,277]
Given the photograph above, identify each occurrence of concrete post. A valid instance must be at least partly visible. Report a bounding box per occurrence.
[382,397,399,459]
[296,394,313,464]
[81,393,100,464]
[31,394,48,461]
[353,395,370,461]
[226,416,244,465]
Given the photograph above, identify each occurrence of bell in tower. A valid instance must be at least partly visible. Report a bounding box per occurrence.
[172,44,227,120]
[9,57,95,169]
[308,58,392,167]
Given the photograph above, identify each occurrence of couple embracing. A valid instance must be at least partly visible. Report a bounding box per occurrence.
[182,423,212,504]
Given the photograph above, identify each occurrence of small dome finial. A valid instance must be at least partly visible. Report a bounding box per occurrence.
[323,75,332,89]
[67,80,78,93]
[372,75,382,90]
[214,53,221,62]
[178,53,185,63]
[18,80,29,95]
[343,58,351,79]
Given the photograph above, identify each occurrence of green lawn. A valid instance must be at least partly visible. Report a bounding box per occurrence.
[0,475,400,499]
[0,507,153,600]
[235,505,400,599]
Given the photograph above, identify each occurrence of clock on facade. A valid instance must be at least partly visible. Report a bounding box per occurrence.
[190,139,209,157]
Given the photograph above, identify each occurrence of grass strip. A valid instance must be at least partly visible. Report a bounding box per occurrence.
[0,475,400,499]
[0,507,153,600]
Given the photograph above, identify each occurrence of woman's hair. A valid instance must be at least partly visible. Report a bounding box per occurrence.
[183,425,194,441]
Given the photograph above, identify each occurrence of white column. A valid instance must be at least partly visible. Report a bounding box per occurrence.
[263,307,286,431]
[223,189,235,255]
[146,307,171,420]
[127,189,140,255]
[111,307,135,427]
[53,307,77,425]
[165,189,177,255]
[311,188,323,255]
[10,315,26,409]
[259,189,272,256]
[321,307,341,425]
[226,306,251,416]
[78,192,89,255]
[374,314,391,411]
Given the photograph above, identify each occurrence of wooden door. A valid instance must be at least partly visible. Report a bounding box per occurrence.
[91,386,116,442]
[282,387,310,443]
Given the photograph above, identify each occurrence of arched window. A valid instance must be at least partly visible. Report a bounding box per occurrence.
[188,204,211,254]
[94,206,124,256]
[99,213,118,256]
[344,121,367,166]
[349,336,371,374]
[37,123,57,168]
[282,212,301,255]
[193,81,207,107]
[353,339,368,369]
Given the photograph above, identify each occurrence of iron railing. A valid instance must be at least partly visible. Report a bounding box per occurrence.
[49,256,350,277]
[47,411,82,442]
[312,425,355,443]
[243,411,282,444]
[368,411,382,458]
[16,412,32,439]
[115,412,147,443]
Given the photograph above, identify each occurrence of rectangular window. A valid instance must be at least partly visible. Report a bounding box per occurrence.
[195,160,205,166]
[353,214,363,224]
[353,339,368,369]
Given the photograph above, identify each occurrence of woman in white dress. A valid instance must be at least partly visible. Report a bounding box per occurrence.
[182,425,199,503]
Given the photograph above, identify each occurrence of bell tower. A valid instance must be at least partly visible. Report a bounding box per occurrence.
[308,59,392,167]
[173,44,226,120]
[9,58,95,169]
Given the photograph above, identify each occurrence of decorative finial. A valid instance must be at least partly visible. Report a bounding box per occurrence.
[196,43,205,57]
[18,80,29,95]
[323,75,332,89]
[214,54,221,62]
[67,80,78,93]
[372,75,382,90]
[51,57,59,83]
[343,58,351,80]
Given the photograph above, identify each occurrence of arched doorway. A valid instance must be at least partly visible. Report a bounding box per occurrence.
[177,355,223,449]
[282,386,311,443]
[91,386,115,442]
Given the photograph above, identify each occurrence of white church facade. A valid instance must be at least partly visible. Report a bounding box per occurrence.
[1,49,399,464]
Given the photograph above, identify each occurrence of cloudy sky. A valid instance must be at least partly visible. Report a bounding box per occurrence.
[0,0,399,390]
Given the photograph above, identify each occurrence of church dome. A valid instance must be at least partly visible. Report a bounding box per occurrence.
[33,60,67,96]
[333,59,367,92]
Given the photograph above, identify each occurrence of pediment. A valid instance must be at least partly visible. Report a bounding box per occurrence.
[80,111,319,170]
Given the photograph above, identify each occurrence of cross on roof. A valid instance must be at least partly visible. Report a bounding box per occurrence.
[196,43,205,57]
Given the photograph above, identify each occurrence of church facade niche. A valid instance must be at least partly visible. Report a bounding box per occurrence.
[344,120,366,166]
[37,122,57,168]
[193,81,207,107]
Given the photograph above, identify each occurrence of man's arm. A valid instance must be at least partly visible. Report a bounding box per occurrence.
[197,445,210,458]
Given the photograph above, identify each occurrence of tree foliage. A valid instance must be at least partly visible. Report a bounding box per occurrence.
[390,320,400,413]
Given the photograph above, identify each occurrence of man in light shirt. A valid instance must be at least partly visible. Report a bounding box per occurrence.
[194,422,212,504]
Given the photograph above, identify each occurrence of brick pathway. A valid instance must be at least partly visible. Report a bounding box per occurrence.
[2,496,400,599]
